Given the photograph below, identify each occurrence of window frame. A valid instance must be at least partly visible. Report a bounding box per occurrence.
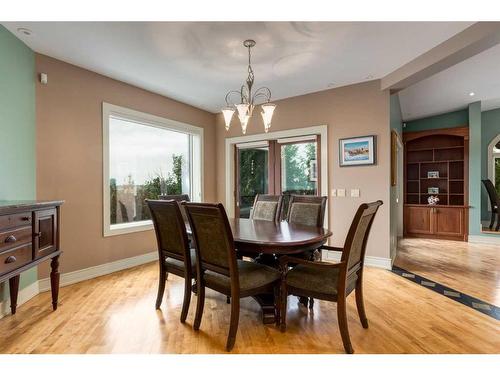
[102,102,203,237]
[487,133,500,212]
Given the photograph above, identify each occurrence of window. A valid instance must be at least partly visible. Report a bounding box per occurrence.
[103,103,203,236]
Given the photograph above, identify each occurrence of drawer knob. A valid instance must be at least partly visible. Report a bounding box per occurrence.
[21,216,30,221]
[4,235,16,243]
[5,256,16,264]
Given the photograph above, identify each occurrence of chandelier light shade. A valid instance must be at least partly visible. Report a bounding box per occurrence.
[221,39,276,134]
[221,107,235,131]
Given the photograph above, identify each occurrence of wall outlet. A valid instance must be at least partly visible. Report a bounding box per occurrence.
[331,189,337,197]
[351,188,360,198]
[337,188,346,197]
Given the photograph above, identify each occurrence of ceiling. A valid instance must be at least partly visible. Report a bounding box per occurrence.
[2,22,473,113]
[399,42,500,121]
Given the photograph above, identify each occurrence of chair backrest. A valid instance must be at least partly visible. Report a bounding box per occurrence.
[341,201,383,270]
[250,194,283,222]
[159,194,190,202]
[482,179,499,210]
[159,194,190,222]
[183,202,237,278]
[146,199,191,271]
[286,195,327,227]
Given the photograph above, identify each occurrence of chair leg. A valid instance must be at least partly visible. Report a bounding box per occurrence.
[273,283,281,327]
[180,276,192,323]
[488,211,495,230]
[226,295,240,351]
[193,280,205,331]
[337,298,354,354]
[155,266,167,309]
[280,282,288,332]
[495,212,500,231]
[355,281,369,328]
[226,296,231,304]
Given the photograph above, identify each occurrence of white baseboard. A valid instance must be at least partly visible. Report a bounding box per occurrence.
[39,251,158,292]
[468,234,500,245]
[322,250,393,270]
[0,280,40,319]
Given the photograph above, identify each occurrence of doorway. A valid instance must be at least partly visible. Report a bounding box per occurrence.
[235,136,320,218]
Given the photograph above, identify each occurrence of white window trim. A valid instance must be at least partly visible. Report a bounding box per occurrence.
[224,125,328,227]
[102,102,204,237]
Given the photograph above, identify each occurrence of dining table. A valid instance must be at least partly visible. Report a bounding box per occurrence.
[188,217,332,324]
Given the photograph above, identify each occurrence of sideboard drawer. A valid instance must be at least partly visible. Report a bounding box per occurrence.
[0,243,32,275]
[0,226,32,253]
[0,212,32,230]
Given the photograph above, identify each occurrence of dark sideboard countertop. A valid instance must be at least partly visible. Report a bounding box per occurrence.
[0,200,65,214]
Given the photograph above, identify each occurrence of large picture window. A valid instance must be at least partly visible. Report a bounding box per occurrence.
[103,103,203,236]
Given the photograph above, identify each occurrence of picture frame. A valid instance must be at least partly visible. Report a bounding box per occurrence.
[339,135,376,167]
[428,187,439,194]
[309,159,318,182]
[427,171,440,179]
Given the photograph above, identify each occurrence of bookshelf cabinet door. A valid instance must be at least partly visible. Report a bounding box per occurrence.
[404,206,433,236]
[433,207,465,239]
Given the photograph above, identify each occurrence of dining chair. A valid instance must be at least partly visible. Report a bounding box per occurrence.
[279,200,383,354]
[285,194,328,308]
[286,194,328,227]
[146,199,195,323]
[183,202,281,351]
[481,179,500,231]
[250,194,283,222]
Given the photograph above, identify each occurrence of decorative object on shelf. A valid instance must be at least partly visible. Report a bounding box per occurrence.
[428,171,440,179]
[339,135,376,167]
[427,195,440,205]
[309,160,318,182]
[428,187,439,194]
[221,39,276,135]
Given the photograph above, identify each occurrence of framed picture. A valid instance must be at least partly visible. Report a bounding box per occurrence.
[339,135,376,167]
[427,171,440,179]
[309,160,318,181]
[428,187,439,194]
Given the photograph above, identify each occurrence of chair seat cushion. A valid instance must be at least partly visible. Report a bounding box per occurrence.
[165,248,196,270]
[204,260,280,293]
[286,264,357,296]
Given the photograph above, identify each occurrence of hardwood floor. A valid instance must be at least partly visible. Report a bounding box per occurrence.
[0,258,498,353]
[394,238,500,305]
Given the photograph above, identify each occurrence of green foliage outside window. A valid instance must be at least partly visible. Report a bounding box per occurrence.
[495,157,500,195]
[109,154,184,224]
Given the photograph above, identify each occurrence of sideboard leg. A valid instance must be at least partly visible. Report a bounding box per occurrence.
[9,275,20,315]
[50,255,60,311]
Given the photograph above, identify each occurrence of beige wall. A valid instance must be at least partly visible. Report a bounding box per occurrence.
[216,81,391,259]
[36,54,216,277]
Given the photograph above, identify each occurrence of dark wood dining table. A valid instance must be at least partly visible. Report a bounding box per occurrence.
[188,218,332,324]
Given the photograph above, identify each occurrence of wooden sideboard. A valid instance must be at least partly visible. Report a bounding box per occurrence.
[0,200,63,315]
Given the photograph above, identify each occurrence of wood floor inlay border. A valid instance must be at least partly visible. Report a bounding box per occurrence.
[391,265,500,320]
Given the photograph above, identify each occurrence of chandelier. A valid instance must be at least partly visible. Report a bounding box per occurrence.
[221,39,276,134]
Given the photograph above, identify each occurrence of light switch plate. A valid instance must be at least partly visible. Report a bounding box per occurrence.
[331,189,337,197]
[351,188,360,198]
[337,189,346,197]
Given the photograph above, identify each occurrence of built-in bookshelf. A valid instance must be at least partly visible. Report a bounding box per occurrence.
[403,127,469,241]
[405,133,466,206]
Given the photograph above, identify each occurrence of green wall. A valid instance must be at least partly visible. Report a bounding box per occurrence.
[468,102,482,235]
[403,109,468,132]
[481,108,500,221]
[0,26,37,304]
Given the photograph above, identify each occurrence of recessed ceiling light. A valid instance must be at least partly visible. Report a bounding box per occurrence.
[469,92,475,96]
[17,28,33,36]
